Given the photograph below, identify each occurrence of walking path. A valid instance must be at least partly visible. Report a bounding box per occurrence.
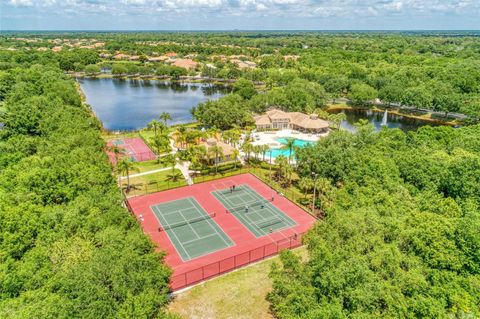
[119,167,170,180]
[176,161,194,185]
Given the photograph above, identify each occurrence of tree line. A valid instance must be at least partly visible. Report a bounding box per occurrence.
[268,123,480,318]
[0,64,174,318]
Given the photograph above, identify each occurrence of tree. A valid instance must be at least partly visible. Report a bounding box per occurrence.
[116,158,138,191]
[84,64,101,75]
[298,176,313,198]
[159,112,172,126]
[151,134,170,160]
[232,148,240,169]
[107,144,125,164]
[208,145,224,174]
[242,142,253,162]
[281,137,296,163]
[348,83,377,106]
[147,119,162,138]
[112,63,128,75]
[260,144,270,161]
[165,170,183,183]
[233,78,257,100]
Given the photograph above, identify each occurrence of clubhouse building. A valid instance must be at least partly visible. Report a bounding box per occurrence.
[254,109,329,133]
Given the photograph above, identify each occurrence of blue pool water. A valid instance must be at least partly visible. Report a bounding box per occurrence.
[269,138,314,159]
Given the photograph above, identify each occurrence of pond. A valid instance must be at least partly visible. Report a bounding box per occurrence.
[77,78,229,131]
[330,108,440,132]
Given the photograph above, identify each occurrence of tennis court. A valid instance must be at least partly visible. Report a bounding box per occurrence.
[107,137,156,164]
[212,183,296,237]
[151,197,234,261]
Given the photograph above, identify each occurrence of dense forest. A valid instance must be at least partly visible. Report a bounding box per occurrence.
[0,64,172,317]
[1,31,479,120]
[268,123,480,318]
[1,32,479,318]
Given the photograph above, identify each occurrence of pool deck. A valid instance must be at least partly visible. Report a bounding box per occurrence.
[245,129,329,162]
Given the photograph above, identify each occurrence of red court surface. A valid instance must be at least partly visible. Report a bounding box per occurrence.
[106,137,156,164]
[127,173,317,291]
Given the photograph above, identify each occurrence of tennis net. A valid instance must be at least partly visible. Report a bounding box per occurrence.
[158,213,216,231]
[227,199,271,214]
[255,217,283,229]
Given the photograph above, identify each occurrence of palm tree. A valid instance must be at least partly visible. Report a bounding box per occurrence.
[151,135,169,162]
[207,127,220,139]
[232,149,240,169]
[242,142,253,162]
[298,176,314,198]
[193,145,208,169]
[159,112,172,126]
[165,170,182,183]
[107,144,125,164]
[281,137,296,163]
[208,145,224,174]
[174,125,187,149]
[260,144,270,162]
[274,155,288,180]
[163,154,177,172]
[228,128,241,147]
[282,163,294,186]
[147,119,161,138]
[252,145,262,161]
[116,159,138,192]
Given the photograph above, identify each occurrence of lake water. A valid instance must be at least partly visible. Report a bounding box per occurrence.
[78,78,229,131]
[330,109,440,132]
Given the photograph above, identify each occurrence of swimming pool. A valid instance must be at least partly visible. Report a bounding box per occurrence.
[268,138,314,159]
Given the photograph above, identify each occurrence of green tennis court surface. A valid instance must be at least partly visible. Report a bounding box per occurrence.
[151,197,233,261]
[112,139,125,146]
[212,184,296,237]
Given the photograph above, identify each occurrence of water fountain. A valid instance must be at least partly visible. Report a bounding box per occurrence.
[381,109,388,126]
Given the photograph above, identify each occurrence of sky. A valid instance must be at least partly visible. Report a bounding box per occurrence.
[1,0,479,31]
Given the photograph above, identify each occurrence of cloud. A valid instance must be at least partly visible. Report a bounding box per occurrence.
[8,0,33,6]
[2,0,480,28]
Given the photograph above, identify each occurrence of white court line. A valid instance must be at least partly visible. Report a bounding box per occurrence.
[181,233,219,246]
[151,205,192,260]
[243,186,296,227]
[186,197,232,248]
[177,208,201,240]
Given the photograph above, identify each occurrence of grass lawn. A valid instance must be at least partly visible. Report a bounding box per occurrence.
[192,166,248,184]
[168,246,308,319]
[121,168,186,196]
[133,159,168,173]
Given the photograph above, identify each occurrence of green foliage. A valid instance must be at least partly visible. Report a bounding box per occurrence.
[232,78,257,100]
[269,124,480,318]
[0,64,171,318]
[348,83,378,106]
[192,94,254,130]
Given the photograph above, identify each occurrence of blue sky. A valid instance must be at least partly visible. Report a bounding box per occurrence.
[1,0,479,30]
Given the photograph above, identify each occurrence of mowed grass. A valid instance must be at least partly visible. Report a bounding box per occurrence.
[121,169,186,196]
[169,246,308,319]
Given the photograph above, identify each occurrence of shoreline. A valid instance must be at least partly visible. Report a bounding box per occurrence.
[68,72,264,86]
[326,104,458,126]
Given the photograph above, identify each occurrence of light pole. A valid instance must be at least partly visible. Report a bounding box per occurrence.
[269,148,274,199]
[312,172,318,215]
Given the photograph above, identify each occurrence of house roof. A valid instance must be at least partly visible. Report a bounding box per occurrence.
[266,109,290,119]
[201,138,235,156]
[254,114,271,125]
[255,108,329,130]
[290,112,329,129]
[171,59,198,70]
